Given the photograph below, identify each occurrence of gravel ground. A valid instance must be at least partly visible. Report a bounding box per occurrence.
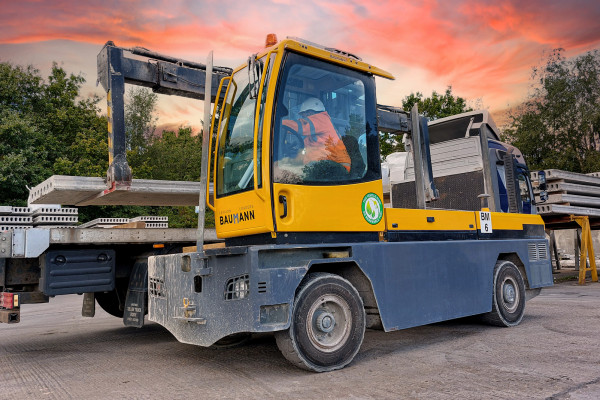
[1,281,599,400]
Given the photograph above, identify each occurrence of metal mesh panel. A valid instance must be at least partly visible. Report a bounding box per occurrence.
[392,171,485,211]
[149,277,165,298]
[224,275,250,300]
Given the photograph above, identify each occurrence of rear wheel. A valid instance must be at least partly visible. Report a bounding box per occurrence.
[275,273,365,372]
[483,260,526,327]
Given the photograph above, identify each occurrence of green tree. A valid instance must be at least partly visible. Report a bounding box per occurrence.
[503,49,600,172]
[125,87,158,153]
[0,62,108,207]
[379,87,472,160]
[401,86,472,119]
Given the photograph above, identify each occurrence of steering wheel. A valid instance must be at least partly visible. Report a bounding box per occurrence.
[281,124,305,158]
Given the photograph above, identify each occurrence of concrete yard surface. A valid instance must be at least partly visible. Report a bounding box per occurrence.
[1,283,600,399]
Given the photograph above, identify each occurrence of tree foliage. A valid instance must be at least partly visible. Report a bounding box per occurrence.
[0,62,107,206]
[0,62,210,227]
[503,49,600,172]
[401,86,472,120]
[379,86,472,160]
[125,87,158,153]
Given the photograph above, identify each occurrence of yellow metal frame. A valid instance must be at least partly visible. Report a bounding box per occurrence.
[571,216,599,284]
[206,76,230,211]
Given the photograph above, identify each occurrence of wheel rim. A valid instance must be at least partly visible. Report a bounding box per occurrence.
[305,294,352,353]
[500,276,519,313]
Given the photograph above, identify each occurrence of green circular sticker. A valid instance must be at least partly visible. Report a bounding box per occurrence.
[361,193,383,225]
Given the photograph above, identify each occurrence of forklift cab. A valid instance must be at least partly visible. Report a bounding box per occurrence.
[209,38,394,242]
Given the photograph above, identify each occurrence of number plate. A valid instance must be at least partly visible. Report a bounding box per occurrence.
[479,211,493,233]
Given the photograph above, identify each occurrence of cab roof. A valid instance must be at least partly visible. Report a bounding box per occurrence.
[262,37,395,80]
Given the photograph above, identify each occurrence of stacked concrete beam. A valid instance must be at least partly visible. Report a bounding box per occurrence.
[78,218,130,229]
[31,207,79,228]
[28,175,208,206]
[0,207,33,231]
[77,216,170,229]
[129,216,168,223]
[533,169,600,217]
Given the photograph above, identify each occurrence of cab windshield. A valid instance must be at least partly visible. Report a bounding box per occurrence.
[272,52,380,185]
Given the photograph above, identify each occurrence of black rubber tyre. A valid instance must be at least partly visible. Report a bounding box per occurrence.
[95,290,124,318]
[275,273,365,372]
[483,260,526,327]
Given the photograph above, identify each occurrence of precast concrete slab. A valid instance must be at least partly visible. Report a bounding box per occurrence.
[78,179,204,206]
[130,216,169,222]
[32,207,78,216]
[0,225,32,231]
[145,222,169,229]
[532,169,600,186]
[29,175,207,206]
[0,206,32,215]
[536,203,600,217]
[78,218,129,228]
[0,216,32,225]
[33,216,78,225]
[28,176,107,205]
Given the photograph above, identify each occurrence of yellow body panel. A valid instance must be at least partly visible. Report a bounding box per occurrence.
[385,208,477,231]
[475,212,545,231]
[214,189,274,238]
[273,181,385,232]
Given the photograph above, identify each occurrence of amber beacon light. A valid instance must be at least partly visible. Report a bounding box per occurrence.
[265,33,278,47]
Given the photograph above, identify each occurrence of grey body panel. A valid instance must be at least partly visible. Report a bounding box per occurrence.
[148,238,552,346]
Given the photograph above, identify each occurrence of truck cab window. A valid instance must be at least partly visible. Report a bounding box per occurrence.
[273,52,379,185]
[517,172,532,214]
[216,56,270,197]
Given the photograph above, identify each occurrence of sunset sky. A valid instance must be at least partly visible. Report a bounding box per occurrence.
[2,0,600,131]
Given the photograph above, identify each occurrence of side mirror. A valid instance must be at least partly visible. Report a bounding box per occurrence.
[537,171,548,203]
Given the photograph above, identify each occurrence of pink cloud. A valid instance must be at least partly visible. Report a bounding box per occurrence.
[2,0,599,118]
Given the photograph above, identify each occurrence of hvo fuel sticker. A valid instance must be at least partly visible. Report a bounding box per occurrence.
[479,211,493,233]
[362,193,383,225]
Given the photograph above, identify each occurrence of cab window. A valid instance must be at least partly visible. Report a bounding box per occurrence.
[272,52,380,185]
[216,56,270,197]
[517,171,533,214]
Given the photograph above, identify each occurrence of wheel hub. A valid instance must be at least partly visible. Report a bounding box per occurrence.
[315,311,335,333]
[503,283,516,305]
[306,294,352,353]
[500,277,519,313]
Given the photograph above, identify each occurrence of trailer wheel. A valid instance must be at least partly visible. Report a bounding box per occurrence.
[275,273,365,372]
[483,260,526,327]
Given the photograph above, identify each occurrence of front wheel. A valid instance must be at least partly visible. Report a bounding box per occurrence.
[483,260,526,327]
[275,273,365,372]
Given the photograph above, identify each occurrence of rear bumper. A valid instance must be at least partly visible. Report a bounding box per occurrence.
[147,249,304,346]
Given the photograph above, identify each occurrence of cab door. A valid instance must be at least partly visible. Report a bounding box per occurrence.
[211,54,276,239]
[271,52,385,236]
